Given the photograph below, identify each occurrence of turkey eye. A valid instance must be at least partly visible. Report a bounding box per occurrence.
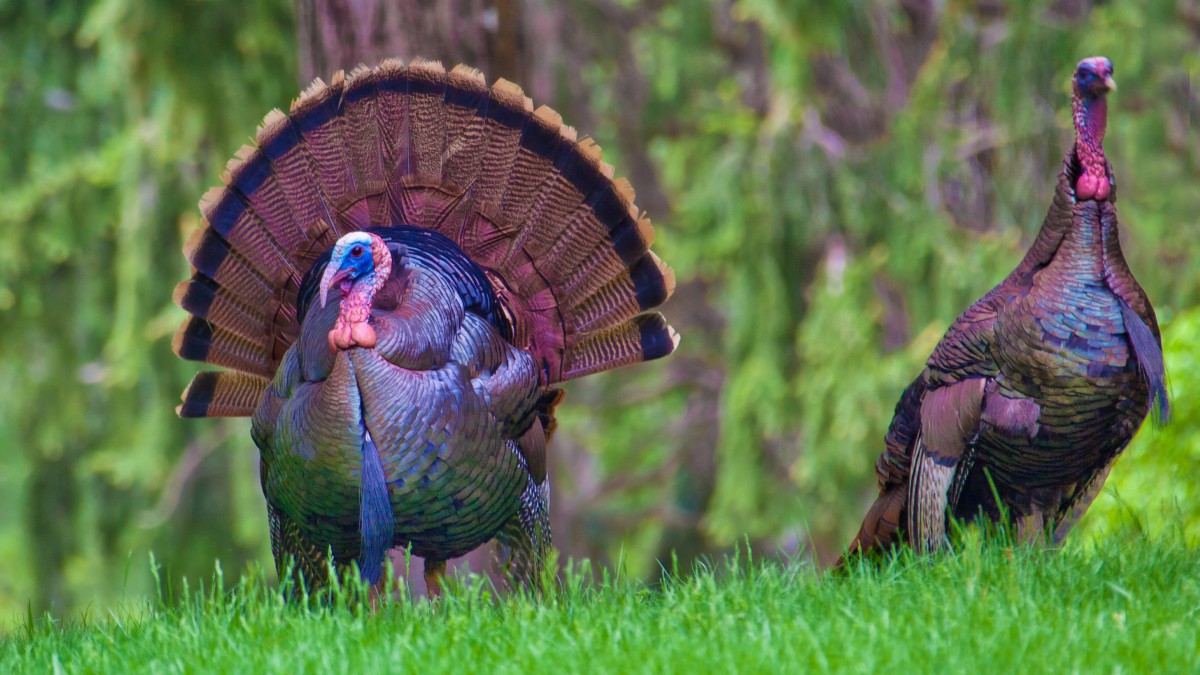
[351,246,364,258]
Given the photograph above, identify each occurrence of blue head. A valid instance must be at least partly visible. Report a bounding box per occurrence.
[319,231,391,308]
[1073,57,1116,100]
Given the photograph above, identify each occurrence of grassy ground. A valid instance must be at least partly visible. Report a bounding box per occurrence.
[2,536,1197,673]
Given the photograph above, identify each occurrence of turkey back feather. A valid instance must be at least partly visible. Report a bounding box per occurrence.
[175,59,678,417]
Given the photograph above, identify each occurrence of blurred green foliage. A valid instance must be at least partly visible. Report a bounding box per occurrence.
[0,0,295,615]
[0,0,1197,619]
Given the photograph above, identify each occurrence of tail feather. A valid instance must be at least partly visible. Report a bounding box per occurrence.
[586,179,653,264]
[339,68,391,228]
[506,110,585,263]
[504,137,602,268]
[564,313,679,379]
[175,60,678,417]
[289,74,358,229]
[199,185,298,283]
[257,109,341,239]
[339,65,387,208]
[372,58,415,220]
[497,106,566,239]
[221,147,310,259]
[435,66,497,242]
[183,226,278,308]
[223,157,309,263]
[173,275,271,345]
[440,65,491,194]
[173,318,275,377]
[405,60,449,187]
[467,79,530,242]
[178,371,268,418]
[570,252,676,333]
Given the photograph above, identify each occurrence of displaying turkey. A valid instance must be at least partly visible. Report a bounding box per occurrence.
[843,57,1167,560]
[173,60,678,592]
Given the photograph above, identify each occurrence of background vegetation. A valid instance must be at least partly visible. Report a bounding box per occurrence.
[0,0,1197,622]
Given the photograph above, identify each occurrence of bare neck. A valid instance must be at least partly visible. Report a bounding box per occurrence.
[1072,90,1111,201]
[1074,90,1107,153]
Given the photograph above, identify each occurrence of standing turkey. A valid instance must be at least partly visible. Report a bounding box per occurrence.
[843,57,1168,559]
[173,60,678,592]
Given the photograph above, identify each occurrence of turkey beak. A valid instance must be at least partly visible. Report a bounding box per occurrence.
[319,266,353,308]
[1103,75,1117,92]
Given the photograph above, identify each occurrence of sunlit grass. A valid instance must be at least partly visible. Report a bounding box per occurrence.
[2,537,1197,673]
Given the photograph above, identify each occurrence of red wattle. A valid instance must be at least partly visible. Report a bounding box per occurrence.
[329,321,354,351]
[1076,173,1097,201]
[1074,167,1110,202]
[350,321,377,348]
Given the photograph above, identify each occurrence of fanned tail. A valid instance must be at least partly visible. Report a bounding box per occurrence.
[175,59,678,417]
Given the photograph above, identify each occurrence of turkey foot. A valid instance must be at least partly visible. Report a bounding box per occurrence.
[424,558,447,599]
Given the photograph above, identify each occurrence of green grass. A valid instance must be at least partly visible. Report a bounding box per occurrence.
[3,537,1198,673]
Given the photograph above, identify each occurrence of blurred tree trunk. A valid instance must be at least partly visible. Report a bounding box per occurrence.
[296,0,525,85]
